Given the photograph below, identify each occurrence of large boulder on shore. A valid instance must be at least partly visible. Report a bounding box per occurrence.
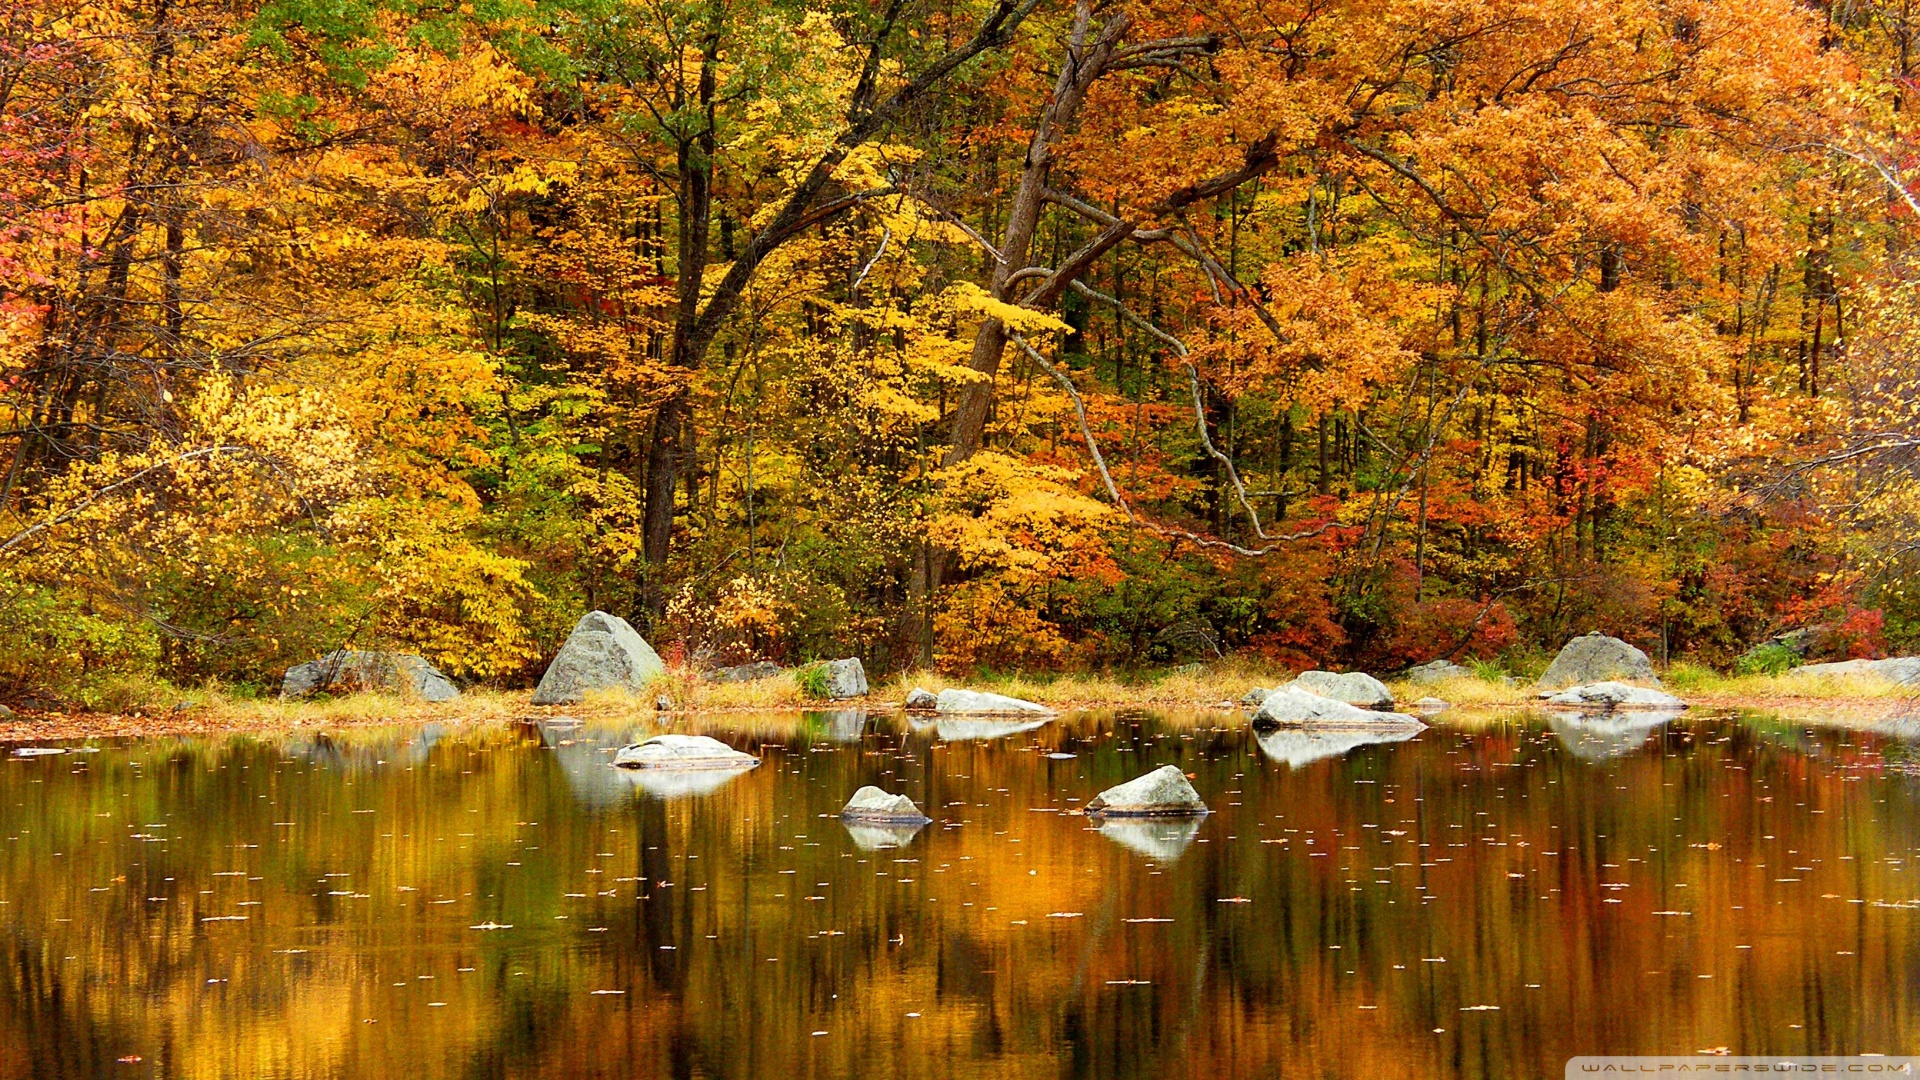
[613,734,759,770]
[1085,765,1208,818]
[903,687,938,711]
[934,688,1052,715]
[1535,632,1659,691]
[1251,686,1420,728]
[840,785,931,824]
[1289,670,1395,709]
[281,650,459,702]
[1542,681,1686,709]
[1405,659,1472,685]
[707,661,783,683]
[1790,657,1920,685]
[823,658,868,699]
[532,611,666,705]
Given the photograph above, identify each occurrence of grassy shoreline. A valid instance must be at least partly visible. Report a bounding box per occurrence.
[1,665,1915,743]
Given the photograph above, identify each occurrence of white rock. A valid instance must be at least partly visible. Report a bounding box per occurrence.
[839,785,930,824]
[533,611,667,705]
[1084,764,1208,817]
[613,734,759,770]
[1536,632,1659,691]
[1289,670,1395,709]
[1790,657,1920,685]
[934,688,1052,715]
[823,658,868,699]
[1239,687,1274,706]
[1405,660,1472,684]
[1252,686,1419,727]
[1542,681,1685,709]
[903,687,938,710]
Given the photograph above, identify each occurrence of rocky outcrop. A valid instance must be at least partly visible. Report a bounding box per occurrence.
[1790,657,1920,685]
[1251,686,1419,728]
[281,650,459,702]
[823,658,868,699]
[1542,682,1686,709]
[903,688,938,710]
[1289,670,1395,709]
[934,688,1052,715]
[612,734,759,770]
[1535,632,1659,691]
[531,611,666,705]
[839,785,931,824]
[1405,659,1472,684]
[1240,687,1274,706]
[1084,764,1208,817]
[707,661,783,683]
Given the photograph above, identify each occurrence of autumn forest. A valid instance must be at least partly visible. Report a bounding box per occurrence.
[4,0,1918,703]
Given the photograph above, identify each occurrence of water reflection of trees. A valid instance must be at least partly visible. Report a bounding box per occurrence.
[3,712,1920,1077]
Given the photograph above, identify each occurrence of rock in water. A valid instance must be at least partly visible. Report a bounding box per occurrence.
[281,650,459,702]
[613,734,759,770]
[708,661,783,683]
[1542,682,1686,709]
[903,688,938,711]
[532,611,666,705]
[1084,764,1208,817]
[1535,632,1659,691]
[1251,686,1421,728]
[1405,659,1472,685]
[934,689,1052,714]
[839,785,931,824]
[1289,670,1395,709]
[823,658,868,699]
[1791,657,1920,685]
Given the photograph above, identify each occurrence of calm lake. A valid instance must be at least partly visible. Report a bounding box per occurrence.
[4,708,1920,1078]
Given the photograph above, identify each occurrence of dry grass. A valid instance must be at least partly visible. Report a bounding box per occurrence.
[7,658,1917,745]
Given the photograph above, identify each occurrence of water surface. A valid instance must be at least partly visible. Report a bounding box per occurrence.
[4,708,1920,1078]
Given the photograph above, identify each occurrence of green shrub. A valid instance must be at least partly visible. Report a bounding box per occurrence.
[1733,642,1802,677]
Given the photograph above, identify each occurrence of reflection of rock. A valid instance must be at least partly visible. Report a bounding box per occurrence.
[1411,697,1450,712]
[813,709,868,743]
[281,651,459,702]
[933,717,1052,741]
[1251,686,1418,728]
[1086,765,1208,817]
[1867,716,1920,740]
[843,822,926,850]
[1543,682,1685,709]
[531,611,666,705]
[619,767,753,799]
[1548,711,1671,761]
[823,658,869,699]
[1095,816,1203,860]
[615,733,760,770]
[1255,723,1424,767]
[840,785,930,824]
[286,725,445,771]
[904,688,937,711]
[934,689,1051,714]
[1536,632,1659,691]
[1289,670,1395,709]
